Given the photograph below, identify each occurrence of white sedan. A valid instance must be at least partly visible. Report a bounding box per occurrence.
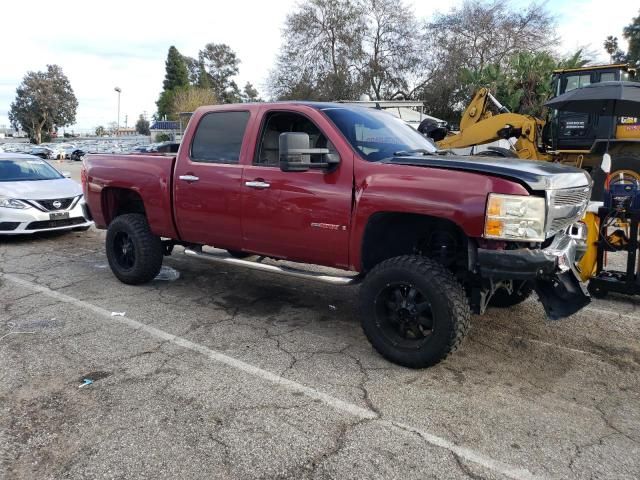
[0,153,93,234]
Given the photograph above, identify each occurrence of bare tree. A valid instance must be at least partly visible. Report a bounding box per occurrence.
[268,0,366,100]
[418,0,557,121]
[361,0,423,100]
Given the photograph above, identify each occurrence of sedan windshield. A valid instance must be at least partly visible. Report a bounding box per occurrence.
[0,159,63,182]
[321,107,437,161]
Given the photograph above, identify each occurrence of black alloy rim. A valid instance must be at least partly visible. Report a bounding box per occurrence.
[113,231,135,269]
[374,283,435,349]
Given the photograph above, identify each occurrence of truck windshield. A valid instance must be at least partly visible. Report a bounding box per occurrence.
[0,159,63,182]
[321,107,437,161]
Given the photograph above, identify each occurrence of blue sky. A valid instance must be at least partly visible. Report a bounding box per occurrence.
[0,0,637,132]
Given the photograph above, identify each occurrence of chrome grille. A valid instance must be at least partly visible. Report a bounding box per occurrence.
[547,186,591,236]
[36,198,75,211]
[552,187,590,206]
[23,196,79,212]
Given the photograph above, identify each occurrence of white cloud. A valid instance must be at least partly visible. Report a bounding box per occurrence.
[0,0,636,131]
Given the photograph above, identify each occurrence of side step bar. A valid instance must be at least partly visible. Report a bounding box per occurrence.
[183,248,361,286]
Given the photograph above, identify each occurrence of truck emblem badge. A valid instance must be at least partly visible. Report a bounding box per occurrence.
[311,222,346,231]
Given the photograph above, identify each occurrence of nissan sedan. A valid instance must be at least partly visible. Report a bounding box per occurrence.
[0,153,93,234]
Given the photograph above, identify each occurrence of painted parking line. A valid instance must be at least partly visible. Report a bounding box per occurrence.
[1,273,541,480]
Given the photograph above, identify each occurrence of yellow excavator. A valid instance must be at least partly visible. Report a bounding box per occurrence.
[430,64,640,282]
[435,63,639,177]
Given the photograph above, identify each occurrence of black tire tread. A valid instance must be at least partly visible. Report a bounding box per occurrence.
[360,255,471,368]
[106,213,163,285]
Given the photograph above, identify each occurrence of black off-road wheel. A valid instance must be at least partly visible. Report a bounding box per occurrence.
[489,281,534,308]
[359,255,471,368]
[106,213,163,285]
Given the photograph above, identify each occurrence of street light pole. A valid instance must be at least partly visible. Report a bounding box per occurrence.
[114,87,122,136]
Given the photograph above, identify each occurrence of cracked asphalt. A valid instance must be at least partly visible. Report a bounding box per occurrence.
[1,162,639,479]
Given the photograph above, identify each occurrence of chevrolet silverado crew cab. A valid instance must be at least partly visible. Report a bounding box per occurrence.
[82,102,592,368]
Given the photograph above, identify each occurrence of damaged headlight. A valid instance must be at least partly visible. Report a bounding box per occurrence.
[484,193,546,242]
[0,197,29,209]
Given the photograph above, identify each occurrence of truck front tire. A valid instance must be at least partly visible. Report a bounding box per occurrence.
[359,255,471,368]
[106,213,163,285]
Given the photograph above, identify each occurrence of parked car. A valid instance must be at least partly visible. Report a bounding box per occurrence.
[29,146,54,159]
[60,144,78,159]
[149,141,180,154]
[82,102,592,368]
[70,149,86,161]
[0,153,93,234]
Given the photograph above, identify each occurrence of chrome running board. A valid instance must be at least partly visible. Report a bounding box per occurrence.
[184,248,361,286]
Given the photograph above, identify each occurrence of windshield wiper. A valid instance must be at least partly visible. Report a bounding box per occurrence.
[393,149,433,157]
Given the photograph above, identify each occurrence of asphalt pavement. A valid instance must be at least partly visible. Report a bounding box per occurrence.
[1,160,639,479]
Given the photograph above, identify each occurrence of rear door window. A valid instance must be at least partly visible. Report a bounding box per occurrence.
[190,111,250,163]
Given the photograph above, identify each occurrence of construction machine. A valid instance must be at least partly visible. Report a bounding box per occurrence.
[431,64,639,282]
[434,63,639,179]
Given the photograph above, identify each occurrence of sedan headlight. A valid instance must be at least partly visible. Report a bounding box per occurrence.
[0,197,29,209]
[484,193,546,242]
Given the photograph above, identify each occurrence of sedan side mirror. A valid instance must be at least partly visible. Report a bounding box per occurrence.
[279,132,340,172]
[61,171,71,178]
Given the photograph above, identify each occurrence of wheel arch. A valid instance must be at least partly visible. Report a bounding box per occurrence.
[359,211,470,273]
[101,187,147,226]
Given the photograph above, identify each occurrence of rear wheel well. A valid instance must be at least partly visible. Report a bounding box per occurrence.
[361,212,469,273]
[102,188,146,225]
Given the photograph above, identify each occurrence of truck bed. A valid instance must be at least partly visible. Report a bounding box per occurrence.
[83,154,178,238]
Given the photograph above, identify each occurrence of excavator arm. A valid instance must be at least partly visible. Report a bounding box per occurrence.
[436,88,551,161]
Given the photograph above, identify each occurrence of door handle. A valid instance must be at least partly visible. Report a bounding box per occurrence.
[179,174,200,182]
[245,180,270,189]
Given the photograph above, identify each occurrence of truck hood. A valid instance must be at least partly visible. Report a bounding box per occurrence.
[381,155,592,191]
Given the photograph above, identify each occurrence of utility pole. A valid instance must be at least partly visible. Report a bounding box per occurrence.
[114,87,122,136]
[124,114,128,128]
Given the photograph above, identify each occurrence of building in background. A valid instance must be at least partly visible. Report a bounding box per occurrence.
[149,120,180,142]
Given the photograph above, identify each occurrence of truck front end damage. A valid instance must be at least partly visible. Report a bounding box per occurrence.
[476,227,590,319]
[473,176,593,320]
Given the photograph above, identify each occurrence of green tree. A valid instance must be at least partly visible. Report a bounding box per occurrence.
[135,115,150,135]
[9,65,78,144]
[241,82,261,102]
[461,49,590,118]
[623,9,640,66]
[198,43,242,103]
[156,46,190,119]
[95,125,105,136]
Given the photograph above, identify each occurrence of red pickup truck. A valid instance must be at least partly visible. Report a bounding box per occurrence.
[82,102,592,368]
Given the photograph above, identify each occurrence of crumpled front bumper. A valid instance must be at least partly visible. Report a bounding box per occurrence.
[477,229,590,320]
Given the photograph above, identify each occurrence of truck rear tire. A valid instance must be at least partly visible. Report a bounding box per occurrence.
[489,281,534,308]
[359,255,471,368]
[106,213,163,285]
